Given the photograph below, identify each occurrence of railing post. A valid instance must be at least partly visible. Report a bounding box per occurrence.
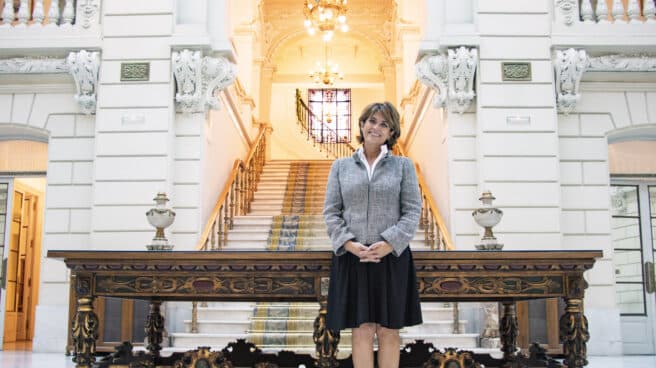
[217,205,223,249]
[452,302,460,334]
[229,181,236,229]
[210,220,216,251]
[222,205,229,245]
[191,301,198,333]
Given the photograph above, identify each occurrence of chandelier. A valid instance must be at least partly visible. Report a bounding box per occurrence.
[308,45,343,85]
[303,0,349,42]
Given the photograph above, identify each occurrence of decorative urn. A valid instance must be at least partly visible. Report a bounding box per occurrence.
[146,192,176,251]
[472,190,503,250]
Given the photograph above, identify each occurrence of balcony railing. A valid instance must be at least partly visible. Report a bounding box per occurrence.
[579,0,655,23]
[0,0,77,27]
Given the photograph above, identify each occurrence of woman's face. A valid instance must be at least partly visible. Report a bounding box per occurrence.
[361,111,392,147]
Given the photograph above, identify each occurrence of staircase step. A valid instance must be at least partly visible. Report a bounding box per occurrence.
[194,303,256,320]
[183,320,250,334]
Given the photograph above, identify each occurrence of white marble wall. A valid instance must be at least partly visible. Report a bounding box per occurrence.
[561,85,656,354]
[0,86,95,352]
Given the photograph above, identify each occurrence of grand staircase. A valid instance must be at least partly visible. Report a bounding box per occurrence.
[170,160,478,355]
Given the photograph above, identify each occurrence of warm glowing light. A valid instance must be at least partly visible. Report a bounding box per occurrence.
[308,45,344,86]
[303,0,348,39]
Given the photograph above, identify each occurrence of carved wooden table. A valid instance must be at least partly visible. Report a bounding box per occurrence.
[48,250,602,368]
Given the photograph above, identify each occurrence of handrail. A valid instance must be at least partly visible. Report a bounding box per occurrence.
[295,89,356,158]
[396,142,454,251]
[197,124,269,250]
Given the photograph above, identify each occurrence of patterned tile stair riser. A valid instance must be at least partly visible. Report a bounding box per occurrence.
[280,162,329,215]
[267,162,330,251]
[258,162,346,354]
[248,303,316,347]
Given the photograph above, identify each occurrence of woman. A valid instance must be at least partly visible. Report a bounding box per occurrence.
[323,102,423,368]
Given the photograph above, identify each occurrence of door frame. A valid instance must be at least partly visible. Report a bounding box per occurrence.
[1,178,44,348]
[0,177,15,348]
[611,178,656,354]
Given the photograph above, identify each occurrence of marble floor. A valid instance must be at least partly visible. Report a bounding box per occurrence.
[0,351,655,368]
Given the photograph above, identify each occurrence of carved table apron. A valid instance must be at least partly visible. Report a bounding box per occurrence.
[48,250,602,368]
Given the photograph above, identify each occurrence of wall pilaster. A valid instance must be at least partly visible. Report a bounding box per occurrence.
[91,1,176,249]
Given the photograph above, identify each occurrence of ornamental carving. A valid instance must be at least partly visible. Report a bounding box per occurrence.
[172,49,237,113]
[67,50,100,115]
[553,48,587,115]
[0,57,69,74]
[556,0,577,25]
[173,347,233,368]
[587,54,656,72]
[417,276,562,295]
[423,348,481,368]
[416,54,448,108]
[79,0,100,29]
[416,46,477,114]
[95,275,315,296]
[72,262,329,273]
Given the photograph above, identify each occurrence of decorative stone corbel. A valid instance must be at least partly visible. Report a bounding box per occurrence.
[447,47,478,114]
[415,54,448,108]
[172,50,237,113]
[67,50,100,115]
[415,46,478,114]
[553,48,587,115]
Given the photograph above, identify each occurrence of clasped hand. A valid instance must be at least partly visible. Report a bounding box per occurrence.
[345,240,393,263]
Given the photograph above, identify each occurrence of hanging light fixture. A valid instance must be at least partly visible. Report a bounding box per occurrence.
[303,0,349,42]
[308,44,343,86]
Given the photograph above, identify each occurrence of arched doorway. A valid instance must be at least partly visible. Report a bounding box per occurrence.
[608,137,656,354]
[0,139,47,350]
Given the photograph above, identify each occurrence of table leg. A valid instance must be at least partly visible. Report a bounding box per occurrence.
[559,297,589,368]
[313,296,340,368]
[499,301,527,368]
[71,296,98,368]
[145,300,165,358]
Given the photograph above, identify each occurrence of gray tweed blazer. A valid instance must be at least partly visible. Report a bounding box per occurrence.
[322,150,422,257]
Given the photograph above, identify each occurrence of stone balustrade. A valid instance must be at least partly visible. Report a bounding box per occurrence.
[0,0,77,27]
[578,0,656,24]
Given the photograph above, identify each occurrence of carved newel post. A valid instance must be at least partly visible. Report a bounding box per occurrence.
[472,191,504,250]
[146,192,176,251]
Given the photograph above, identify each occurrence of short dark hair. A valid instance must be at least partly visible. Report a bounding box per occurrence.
[356,102,401,149]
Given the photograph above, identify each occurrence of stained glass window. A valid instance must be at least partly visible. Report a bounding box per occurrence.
[307,88,351,143]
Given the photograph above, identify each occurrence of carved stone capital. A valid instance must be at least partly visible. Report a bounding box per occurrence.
[67,50,100,115]
[553,48,587,115]
[172,49,237,113]
[416,46,478,114]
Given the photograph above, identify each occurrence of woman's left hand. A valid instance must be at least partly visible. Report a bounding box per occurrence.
[364,241,393,262]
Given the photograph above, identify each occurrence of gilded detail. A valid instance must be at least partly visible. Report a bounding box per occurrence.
[423,348,481,368]
[418,276,562,295]
[173,347,233,368]
[95,275,315,296]
[72,297,98,367]
[560,298,589,368]
[313,297,340,368]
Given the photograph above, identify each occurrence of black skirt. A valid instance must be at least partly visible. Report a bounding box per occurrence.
[326,248,423,331]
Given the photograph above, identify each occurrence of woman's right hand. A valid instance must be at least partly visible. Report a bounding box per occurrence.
[344,241,380,263]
